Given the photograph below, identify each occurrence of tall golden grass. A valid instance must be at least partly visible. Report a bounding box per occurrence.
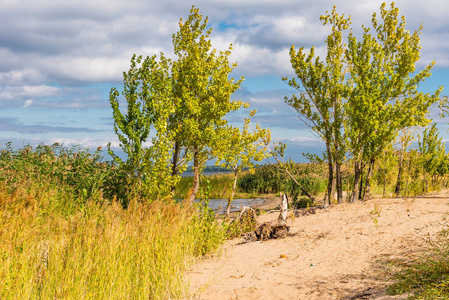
[0,144,225,299]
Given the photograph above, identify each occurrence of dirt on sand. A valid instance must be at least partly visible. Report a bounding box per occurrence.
[186,191,449,299]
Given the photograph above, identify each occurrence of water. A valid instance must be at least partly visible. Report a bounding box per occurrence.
[181,170,233,177]
[196,198,265,214]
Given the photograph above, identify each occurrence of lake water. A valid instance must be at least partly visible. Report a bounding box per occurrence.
[184,169,262,214]
[196,198,265,214]
[182,170,233,177]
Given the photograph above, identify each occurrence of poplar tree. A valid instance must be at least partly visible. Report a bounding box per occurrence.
[285,2,445,204]
[171,7,245,203]
[109,7,246,202]
[214,111,270,216]
[345,2,443,202]
[108,54,175,201]
[418,123,447,194]
[284,7,349,206]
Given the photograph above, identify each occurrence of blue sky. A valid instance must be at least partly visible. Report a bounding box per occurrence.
[0,0,448,162]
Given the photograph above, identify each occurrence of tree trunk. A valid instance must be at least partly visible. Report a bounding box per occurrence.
[382,155,387,198]
[278,192,288,224]
[351,161,362,203]
[363,159,375,200]
[188,146,200,204]
[423,171,428,195]
[171,141,180,196]
[395,152,403,196]
[226,169,239,217]
[325,160,333,207]
[333,128,343,204]
[332,164,336,201]
[358,168,364,201]
[336,162,343,204]
[324,140,333,208]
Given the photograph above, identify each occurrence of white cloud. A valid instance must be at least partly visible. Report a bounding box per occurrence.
[0,69,43,85]
[0,0,448,158]
[45,137,153,149]
[23,99,33,108]
[0,85,60,100]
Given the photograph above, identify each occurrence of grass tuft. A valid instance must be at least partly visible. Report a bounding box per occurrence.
[387,229,449,299]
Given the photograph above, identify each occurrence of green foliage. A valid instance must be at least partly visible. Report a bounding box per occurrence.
[171,6,247,202]
[343,2,444,201]
[214,114,270,174]
[176,173,234,200]
[284,2,446,203]
[108,51,177,201]
[238,163,327,197]
[292,197,314,209]
[191,180,226,255]
[109,6,248,202]
[214,115,271,215]
[419,123,448,178]
[284,5,347,168]
[0,143,124,203]
[224,211,257,239]
[345,2,442,163]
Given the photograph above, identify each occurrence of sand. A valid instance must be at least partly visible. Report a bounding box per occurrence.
[186,191,449,299]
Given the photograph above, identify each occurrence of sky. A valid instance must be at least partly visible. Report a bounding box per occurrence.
[1,0,448,163]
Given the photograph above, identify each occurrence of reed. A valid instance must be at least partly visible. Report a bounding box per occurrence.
[0,144,225,299]
[177,173,235,200]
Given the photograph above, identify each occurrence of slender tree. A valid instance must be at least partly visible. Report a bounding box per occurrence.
[379,141,396,197]
[171,7,245,203]
[109,7,246,202]
[418,123,447,194]
[394,128,416,196]
[108,54,175,201]
[215,111,270,217]
[284,7,349,206]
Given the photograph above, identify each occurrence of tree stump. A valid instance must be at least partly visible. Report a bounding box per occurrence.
[254,220,290,241]
[253,192,290,241]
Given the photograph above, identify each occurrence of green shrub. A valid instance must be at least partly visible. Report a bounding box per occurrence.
[0,143,127,204]
[292,197,314,209]
[238,163,327,196]
[225,210,257,239]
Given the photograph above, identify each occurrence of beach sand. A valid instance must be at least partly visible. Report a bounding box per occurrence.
[186,190,449,299]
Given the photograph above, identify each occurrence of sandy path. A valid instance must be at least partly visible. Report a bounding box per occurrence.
[186,191,449,299]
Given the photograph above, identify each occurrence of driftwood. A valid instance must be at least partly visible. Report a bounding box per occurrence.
[254,221,290,240]
[253,192,290,241]
[294,207,316,217]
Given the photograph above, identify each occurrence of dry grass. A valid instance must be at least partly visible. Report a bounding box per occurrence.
[0,144,225,299]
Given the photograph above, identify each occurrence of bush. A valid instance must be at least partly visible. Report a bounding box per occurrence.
[0,143,128,205]
[237,163,327,197]
[292,197,314,209]
[225,209,258,239]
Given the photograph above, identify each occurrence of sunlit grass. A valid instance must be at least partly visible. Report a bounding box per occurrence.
[386,227,449,299]
[177,173,234,200]
[0,181,224,299]
[0,144,225,299]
